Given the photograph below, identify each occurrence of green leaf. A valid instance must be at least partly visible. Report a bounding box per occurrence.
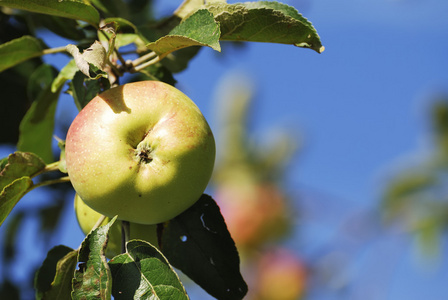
[0,152,46,192]
[0,0,100,27]
[51,59,78,93]
[161,194,248,300]
[34,245,78,300]
[0,177,33,227]
[68,71,109,111]
[90,0,130,19]
[109,240,189,300]
[207,1,324,53]
[72,217,115,300]
[17,64,62,163]
[146,9,221,59]
[0,36,44,73]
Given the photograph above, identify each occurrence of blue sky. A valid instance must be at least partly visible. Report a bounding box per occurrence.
[2,0,448,299]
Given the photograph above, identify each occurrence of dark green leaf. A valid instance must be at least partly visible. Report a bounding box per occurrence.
[68,71,109,110]
[0,177,33,227]
[146,9,221,59]
[0,36,44,73]
[161,194,247,300]
[160,47,201,74]
[0,280,20,300]
[0,0,100,26]
[72,217,115,300]
[90,0,130,19]
[0,152,46,192]
[109,240,189,300]
[30,14,87,41]
[207,1,324,53]
[17,64,61,163]
[2,211,24,260]
[34,245,77,300]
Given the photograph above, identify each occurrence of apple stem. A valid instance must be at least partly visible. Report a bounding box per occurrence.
[121,221,130,254]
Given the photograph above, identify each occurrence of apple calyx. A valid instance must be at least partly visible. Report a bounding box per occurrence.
[134,141,153,164]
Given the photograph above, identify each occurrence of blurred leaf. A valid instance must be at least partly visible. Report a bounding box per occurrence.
[0,0,100,27]
[207,1,324,53]
[0,280,20,300]
[0,35,44,72]
[2,211,24,260]
[109,240,189,300]
[72,217,115,300]
[34,245,78,300]
[146,9,221,59]
[39,201,65,233]
[17,64,61,163]
[51,59,78,93]
[160,46,201,73]
[90,0,130,19]
[30,14,87,41]
[382,172,435,220]
[161,194,248,300]
[0,177,33,227]
[0,152,46,192]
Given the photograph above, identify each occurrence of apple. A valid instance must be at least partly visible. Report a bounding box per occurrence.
[74,194,159,258]
[65,81,215,224]
[253,248,307,300]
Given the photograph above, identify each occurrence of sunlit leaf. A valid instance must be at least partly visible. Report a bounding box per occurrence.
[66,42,107,79]
[51,59,78,93]
[146,9,221,59]
[0,177,33,227]
[72,217,115,300]
[109,240,189,300]
[161,194,248,300]
[0,0,100,26]
[0,36,44,73]
[0,152,46,192]
[207,1,324,53]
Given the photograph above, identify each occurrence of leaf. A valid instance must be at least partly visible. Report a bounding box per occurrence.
[51,59,78,93]
[34,245,78,300]
[68,71,109,111]
[160,194,248,300]
[90,0,130,19]
[66,41,108,79]
[72,217,115,300]
[109,240,189,300]
[17,64,62,163]
[0,177,33,227]
[146,9,221,59]
[0,0,100,27]
[0,152,46,192]
[207,1,324,53]
[0,36,44,73]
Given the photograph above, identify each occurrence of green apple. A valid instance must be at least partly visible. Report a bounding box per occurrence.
[65,80,215,224]
[74,193,159,258]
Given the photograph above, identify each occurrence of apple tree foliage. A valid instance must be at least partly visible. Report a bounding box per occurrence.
[0,0,323,299]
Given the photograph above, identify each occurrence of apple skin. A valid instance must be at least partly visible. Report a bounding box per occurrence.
[74,194,159,258]
[65,81,215,224]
